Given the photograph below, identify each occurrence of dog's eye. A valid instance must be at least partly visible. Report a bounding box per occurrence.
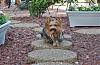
[50,25,52,26]
[54,24,57,26]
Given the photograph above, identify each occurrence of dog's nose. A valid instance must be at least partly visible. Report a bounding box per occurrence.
[50,28,56,32]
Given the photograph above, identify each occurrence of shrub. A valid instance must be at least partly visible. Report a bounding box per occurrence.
[66,0,100,11]
[0,11,6,25]
[29,0,49,17]
[28,0,63,17]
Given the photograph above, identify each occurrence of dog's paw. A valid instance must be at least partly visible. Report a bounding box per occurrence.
[53,43,57,47]
[53,43,60,47]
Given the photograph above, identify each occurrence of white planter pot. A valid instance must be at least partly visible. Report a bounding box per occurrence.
[0,21,11,45]
[66,11,100,27]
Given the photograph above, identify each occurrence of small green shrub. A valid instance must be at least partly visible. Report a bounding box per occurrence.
[66,0,100,11]
[28,0,63,17]
[0,13,6,25]
[29,0,49,17]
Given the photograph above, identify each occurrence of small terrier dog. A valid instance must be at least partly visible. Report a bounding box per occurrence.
[41,17,63,47]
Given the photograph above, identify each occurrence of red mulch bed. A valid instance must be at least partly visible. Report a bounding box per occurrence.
[0,17,100,65]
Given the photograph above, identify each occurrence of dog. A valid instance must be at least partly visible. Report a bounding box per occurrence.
[41,17,63,47]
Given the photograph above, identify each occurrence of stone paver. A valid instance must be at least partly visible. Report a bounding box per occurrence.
[28,49,77,63]
[36,34,72,39]
[10,20,21,24]
[11,23,40,28]
[63,34,72,39]
[31,62,73,65]
[31,39,72,50]
[75,29,100,34]
[33,27,43,32]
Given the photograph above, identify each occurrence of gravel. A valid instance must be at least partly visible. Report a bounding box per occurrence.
[0,17,99,65]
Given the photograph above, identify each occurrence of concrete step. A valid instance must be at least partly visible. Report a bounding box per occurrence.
[31,62,73,65]
[10,20,21,24]
[28,49,77,63]
[33,27,43,32]
[31,39,72,50]
[11,23,40,28]
[75,29,100,34]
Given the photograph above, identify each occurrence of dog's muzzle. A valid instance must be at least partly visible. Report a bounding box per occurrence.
[50,28,57,32]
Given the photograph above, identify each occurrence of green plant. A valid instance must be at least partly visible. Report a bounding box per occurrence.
[68,5,100,11]
[28,0,63,17]
[0,13,6,25]
[66,0,100,11]
[29,0,49,17]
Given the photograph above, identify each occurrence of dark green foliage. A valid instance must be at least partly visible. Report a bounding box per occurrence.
[28,0,63,17]
[0,14,6,25]
[48,0,63,4]
[68,6,100,11]
[79,6,100,11]
[68,6,76,11]
[67,0,78,6]
[67,0,100,11]
[29,0,49,16]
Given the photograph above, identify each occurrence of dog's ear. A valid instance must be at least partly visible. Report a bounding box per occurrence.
[45,17,50,28]
[56,18,62,27]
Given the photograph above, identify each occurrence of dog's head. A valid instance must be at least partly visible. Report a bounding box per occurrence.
[44,17,62,38]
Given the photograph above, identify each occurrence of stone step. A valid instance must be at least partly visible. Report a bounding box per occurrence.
[75,29,100,34]
[33,28,72,39]
[36,34,72,39]
[28,49,77,63]
[33,27,43,32]
[31,39,72,50]
[10,20,21,24]
[11,23,40,28]
[31,62,73,65]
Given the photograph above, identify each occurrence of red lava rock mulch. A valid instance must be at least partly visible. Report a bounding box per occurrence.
[0,17,100,65]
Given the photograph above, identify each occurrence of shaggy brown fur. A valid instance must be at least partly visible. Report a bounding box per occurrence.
[43,17,63,47]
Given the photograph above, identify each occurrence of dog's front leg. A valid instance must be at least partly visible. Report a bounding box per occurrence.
[53,40,60,47]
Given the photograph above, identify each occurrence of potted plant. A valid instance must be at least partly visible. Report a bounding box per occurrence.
[0,11,11,45]
[66,0,100,27]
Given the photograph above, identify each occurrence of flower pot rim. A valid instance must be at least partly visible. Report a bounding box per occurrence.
[0,21,11,29]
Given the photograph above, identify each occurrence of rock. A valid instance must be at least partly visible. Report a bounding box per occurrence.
[28,49,77,63]
[36,34,41,38]
[31,39,72,50]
